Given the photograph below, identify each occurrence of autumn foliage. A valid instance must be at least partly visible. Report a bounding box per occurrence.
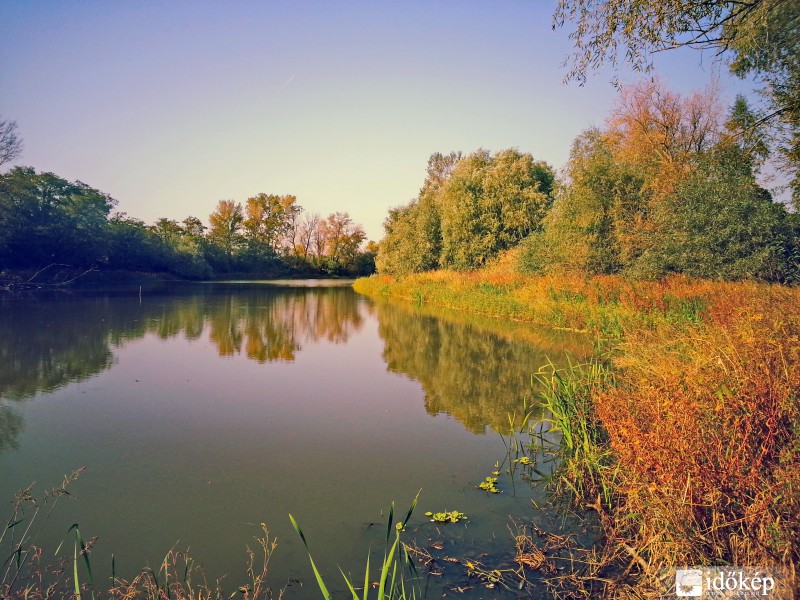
[592,285,800,580]
[355,269,800,592]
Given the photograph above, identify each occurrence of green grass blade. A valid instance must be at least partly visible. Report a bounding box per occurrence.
[73,537,82,600]
[72,525,95,598]
[385,502,394,544]
[338,565,361,600]
[289,514,333,600]
[362,551,370,600]
[377,536,400,599]
[400,492,419,528]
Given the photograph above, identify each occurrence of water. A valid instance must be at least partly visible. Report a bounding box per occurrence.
[0,281,592,598]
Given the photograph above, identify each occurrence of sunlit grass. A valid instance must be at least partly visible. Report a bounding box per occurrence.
[355,268,800,595]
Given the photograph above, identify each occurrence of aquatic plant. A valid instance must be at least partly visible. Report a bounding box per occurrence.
[534,357,615,507]
[424,510,467,524]
[290,493,421,600]
[477,477,500,494]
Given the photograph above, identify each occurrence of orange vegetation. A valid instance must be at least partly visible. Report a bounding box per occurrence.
[354,270,800,590]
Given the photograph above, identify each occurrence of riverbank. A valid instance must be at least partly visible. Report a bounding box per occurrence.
[354,270,800,597]
[0,265,360,291]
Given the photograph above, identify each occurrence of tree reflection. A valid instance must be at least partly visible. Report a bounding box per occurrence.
[0,403,23,452]
[204,287,362,362]
[0,284,364,453]
[373,299,591,433]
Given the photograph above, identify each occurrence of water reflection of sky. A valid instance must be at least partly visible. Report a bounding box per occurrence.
[0,283,589,600]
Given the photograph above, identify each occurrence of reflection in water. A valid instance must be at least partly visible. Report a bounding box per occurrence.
[0,283,594,600]
[0,283,587,452]
[0,284,363,451]
[374,298,591,433]
[0,294,116,401]
[0,404,22,452]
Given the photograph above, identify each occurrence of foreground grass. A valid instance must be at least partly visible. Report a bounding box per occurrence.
[0,472,279,600]
[354,270,800,597]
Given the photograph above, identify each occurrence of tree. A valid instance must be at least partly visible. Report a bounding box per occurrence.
[553,0,800,206]
[182,216,206,238]
[242,193,300,261]
[376,197,442,276]
[376,148,554,274]
[523,129,641,275]
[644,145,795,281]
[602,80,729,268]
[207,199,244,265]
[107,214,164,271]
[0,118,23,167]
[0,167,115,268]
[296,212,321,261]
[150,218,184,243]
[437,148,555,269]
[317,212,366,273]
[606,79,722,179]
[376,152,461,275]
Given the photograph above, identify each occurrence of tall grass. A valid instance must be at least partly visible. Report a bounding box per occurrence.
[290,494,421,600]
[1,469,85,599]
[108,523,278,600]
[1,472,280,600]
[533,358,616,508]
[355,269,800,596]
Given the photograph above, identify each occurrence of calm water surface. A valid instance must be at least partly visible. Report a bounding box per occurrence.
[0,282,591,598]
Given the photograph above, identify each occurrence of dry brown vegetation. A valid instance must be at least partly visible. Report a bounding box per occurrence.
[354,270,800,597]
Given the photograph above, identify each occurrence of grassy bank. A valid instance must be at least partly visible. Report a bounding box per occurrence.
[354,270,800,596]
[354,271,725,340]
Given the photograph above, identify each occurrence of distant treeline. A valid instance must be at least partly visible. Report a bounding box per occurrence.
[0,168,376,279]
[378,80,800,283]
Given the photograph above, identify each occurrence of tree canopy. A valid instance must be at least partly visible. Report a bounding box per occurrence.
[553,0,800,206]
[0,166,374,280]
[518,79,798,282]
[377,148,555,274]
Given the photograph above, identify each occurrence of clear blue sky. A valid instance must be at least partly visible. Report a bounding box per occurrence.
[1,1,753,241]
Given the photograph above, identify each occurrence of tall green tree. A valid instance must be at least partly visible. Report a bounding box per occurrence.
[522,129,641,275]
[376,152,461,275]
[242,193,300,262]
[437,149,555,269]
[644,145,796,281]
[0,167,115,268]
[377,149,554,274]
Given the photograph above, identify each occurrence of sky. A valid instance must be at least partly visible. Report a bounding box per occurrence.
[0,1,756,242]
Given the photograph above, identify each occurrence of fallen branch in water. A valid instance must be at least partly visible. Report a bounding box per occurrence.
[0,264,97,291]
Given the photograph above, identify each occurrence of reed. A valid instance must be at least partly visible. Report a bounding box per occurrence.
[290,493,421,600]
[533,358,616,508]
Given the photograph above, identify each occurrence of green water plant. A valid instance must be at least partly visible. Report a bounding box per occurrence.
[477,477,500,494]
[424,511,467,524]
[290,492,421,600]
